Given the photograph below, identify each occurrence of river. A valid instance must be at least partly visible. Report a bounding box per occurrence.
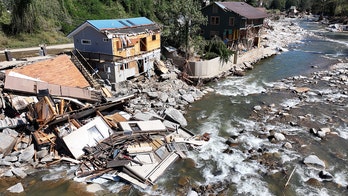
[1,18,347,196]
[157,19,348,195]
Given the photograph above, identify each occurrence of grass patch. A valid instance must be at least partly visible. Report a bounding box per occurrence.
[0,31,71,50]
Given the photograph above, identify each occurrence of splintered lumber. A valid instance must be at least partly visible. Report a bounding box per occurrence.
[33,131,56,145]
[101,87,113,98]
[105,113,127,127]
[59,99,65,115]
[150,139,163,149]
[96,110,115,128]
[44,96,57,116]
[70,118,82,129]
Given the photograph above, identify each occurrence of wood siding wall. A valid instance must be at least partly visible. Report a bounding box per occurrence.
[112,33,160,58]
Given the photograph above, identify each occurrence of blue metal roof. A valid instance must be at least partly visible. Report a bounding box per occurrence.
[87,17,154,30]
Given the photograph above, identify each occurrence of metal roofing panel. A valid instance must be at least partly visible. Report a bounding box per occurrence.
[216,2,268,19]
[88,17,154,30]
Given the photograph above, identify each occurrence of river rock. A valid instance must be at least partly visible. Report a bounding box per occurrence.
[178,176,190,187]
[3,169,14,177]
[146,92,158,99]
[182,94,195,103]
[152,101,164,108]
[317,128,330,138]
[310,128,318,135]
[158,92,169,102]
[2,128,19,137]
[7,183,24,193]
[0,132,17,156]
[0,159,12,166]
[3,155,18,162]
[161,73,177,80]
[283,142,292,149]
[36,149,49,159]
[243,61,254,70]
[274,133,286,141]
[11,168,27,179]
[187,189,199,196]
[306,178,322,188]
[319,170,333,182]
[167,98,176,106]
[19,144,35,163]
[40,154,54,163]
[303,155,326,169]
[254,105,262,111]
[164,108,187,127]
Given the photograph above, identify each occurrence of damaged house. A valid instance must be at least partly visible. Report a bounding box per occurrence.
[201,2,268,49]
[67,17,161,85]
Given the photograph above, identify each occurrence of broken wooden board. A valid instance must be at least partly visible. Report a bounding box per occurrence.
[4,73,101,102]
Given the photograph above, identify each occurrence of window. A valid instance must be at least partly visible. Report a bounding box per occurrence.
[120,63,129,70]
[247,19,253,25]
[229,17,235,26]
[81,39,91,45]
[87,126,104,142]
[211,16,220,25]
[152,34,157,41]
[129,123,141,131]
[103,38,110,42]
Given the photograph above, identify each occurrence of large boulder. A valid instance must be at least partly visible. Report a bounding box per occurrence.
[303,155,325,169]
[164,108,187,127]
[11,168,27,179]
[19,144,35,163]
[7,183,24,193]
[0,132,17,156]
[182,94,195,103]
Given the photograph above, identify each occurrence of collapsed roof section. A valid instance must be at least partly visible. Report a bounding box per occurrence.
[6,54,90,88]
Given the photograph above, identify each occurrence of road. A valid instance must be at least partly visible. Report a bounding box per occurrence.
[0,43,74,53]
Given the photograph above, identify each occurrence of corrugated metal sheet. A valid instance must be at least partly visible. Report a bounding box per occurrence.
[88,17,154,30]
[216,2,268,19]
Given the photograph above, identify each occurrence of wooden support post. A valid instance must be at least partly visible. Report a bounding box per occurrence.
[233,51,238,64]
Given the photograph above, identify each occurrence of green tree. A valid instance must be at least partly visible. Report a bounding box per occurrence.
[9,0,71,34]
[246,0,259,7]
[159,0,207,59]
[285,0,299,9]
[270,0,286,10]
[204,37,234,64]
[298,0,313,12]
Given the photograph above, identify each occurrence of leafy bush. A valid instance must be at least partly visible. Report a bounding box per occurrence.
[202,52,218,60]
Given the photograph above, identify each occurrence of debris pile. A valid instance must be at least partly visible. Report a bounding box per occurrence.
[0,54,209,191]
